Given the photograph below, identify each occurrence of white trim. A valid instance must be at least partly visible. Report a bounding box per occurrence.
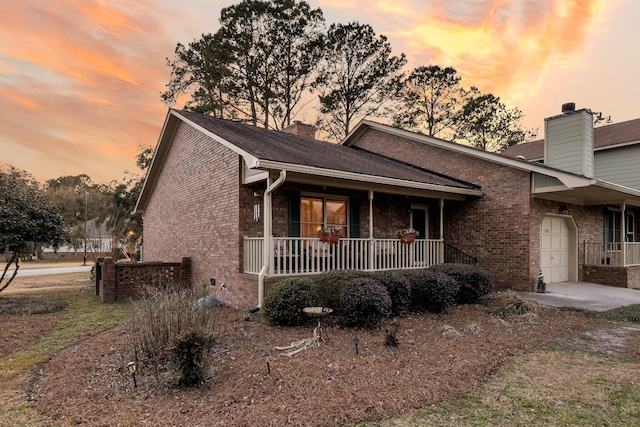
[255,159,482,196]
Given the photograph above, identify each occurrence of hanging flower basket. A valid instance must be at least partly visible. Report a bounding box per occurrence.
[396,227,419,243]
[318,226,341,243]
[399,233,416,243]
[318,231,340,243]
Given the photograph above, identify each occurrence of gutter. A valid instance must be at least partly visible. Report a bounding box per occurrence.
[257,170,287,310]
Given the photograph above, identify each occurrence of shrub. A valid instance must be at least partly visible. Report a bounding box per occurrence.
[264,278,317,326]
[127,287,221,383]
[339,277,391,328]
[373,270,411,316]
[171,328,213,386]
[408,269,459,314]
[430,264,493,304]
[311,270,370,312]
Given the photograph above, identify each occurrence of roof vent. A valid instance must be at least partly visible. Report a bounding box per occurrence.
[561,102,575,113]
[516,155,526,160]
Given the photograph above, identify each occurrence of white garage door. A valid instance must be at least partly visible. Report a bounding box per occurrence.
[541,217,570,283]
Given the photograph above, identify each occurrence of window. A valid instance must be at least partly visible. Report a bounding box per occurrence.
[626,212,635,242]
[301,196,348,238]
[604,209,635,244]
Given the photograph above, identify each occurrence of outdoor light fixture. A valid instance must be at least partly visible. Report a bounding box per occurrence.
[352,335,360,355]
[253,191,261,221]
[126,361,137,388]
[210,278,216,287]
[262,351,271,374]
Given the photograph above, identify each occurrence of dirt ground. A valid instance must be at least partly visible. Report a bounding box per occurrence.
[13,297,618,427]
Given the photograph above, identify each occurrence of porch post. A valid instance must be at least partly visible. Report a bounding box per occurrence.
[369,190,375,270]
[439,199,444,239]
[622,202,626,266]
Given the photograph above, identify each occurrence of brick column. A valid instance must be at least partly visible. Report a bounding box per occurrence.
[180,257,192,288]
[100,257,116,302]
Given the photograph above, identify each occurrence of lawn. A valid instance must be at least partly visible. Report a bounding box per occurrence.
[1,278,639,426]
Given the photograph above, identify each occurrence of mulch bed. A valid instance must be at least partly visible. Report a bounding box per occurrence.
[27,303,594,426]
[0,314,58,359]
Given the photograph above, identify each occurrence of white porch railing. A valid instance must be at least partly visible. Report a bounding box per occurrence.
[584,242,640,266]
[243,237,444,276]
[627,242,640,266]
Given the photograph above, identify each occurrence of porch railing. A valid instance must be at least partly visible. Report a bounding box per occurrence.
[584,242,640,266]
[243,237,444,276]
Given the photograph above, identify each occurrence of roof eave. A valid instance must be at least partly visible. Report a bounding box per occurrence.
[255,160,482,197]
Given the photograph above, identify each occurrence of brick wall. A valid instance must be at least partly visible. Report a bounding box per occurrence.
[352,128,536,290]
[96,257,191,301]
[142,122,249,308]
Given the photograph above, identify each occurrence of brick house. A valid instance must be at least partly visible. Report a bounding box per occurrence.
[135,106,640,309]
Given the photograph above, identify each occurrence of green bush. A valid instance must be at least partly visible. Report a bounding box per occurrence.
[171,328,213,386]
[339,277,391,328]
[408,269,459,314]
[430,264,493,304]
[373,270,411,316]
[311,270,370,312]
[264,278,317,326]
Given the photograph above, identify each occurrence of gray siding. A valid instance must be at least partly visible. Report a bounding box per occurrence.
[595,146,640,191]
[545,110,594,177]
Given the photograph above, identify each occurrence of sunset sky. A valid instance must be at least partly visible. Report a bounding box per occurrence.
[2,0,638,184]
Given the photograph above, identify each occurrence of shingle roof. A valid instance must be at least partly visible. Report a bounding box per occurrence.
[501,117,640,160]
[176,110,479,191]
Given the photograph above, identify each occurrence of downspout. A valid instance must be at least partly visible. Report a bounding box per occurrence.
[257,170,287,309]
[369,191,375,270]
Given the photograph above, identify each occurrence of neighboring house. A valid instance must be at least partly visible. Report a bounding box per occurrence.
[41,218,117,261]
[135,107,640,309]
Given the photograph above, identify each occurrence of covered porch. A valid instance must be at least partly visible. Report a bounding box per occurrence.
[242,168,482,306]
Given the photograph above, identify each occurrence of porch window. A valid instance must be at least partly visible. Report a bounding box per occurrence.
[604,209,635,246]
[301,196,348,237]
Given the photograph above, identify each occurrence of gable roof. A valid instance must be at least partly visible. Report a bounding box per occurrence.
[135,110,482,214]
[501,117,640,160]
[342,119,640,207]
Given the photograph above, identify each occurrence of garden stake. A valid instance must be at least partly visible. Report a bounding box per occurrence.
[352,335,360,355]
[126,362,137,388]
[262,352,271,374]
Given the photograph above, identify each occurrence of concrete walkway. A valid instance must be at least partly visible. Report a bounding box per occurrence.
[518,282,640,312]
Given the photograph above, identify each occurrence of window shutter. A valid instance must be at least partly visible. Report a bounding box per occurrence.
[350,198,360,238]
[288,191,301,237]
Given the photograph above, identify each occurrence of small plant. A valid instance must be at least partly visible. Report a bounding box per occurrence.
[264,278,317,326]
[171,328,213,386]
[408,269,459,314]
[384,320,400,347]
[339,277,391,328]
[430,264,493,304]
[317,226,341,234]
[373,270,411,316]
[396,227,419,238]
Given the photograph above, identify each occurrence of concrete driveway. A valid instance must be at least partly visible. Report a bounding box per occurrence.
[518,282,640,312]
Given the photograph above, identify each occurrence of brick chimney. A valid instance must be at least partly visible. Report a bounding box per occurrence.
[544,103,594,178]
[282,121,316,139]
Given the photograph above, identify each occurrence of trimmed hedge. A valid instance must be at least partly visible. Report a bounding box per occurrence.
[430,264,493,304]
[408,269,459,314]
[311,270,370,312]
[264,278,318,326]
[373,270,411,316]
[339,277,391,328]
